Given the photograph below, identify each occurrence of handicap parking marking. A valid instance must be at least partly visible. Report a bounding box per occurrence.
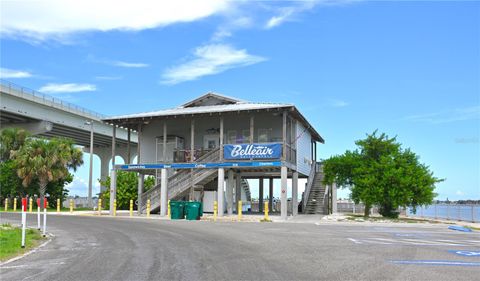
[347,237,478,247]
[390,260,480,266]
[448,250,480,257]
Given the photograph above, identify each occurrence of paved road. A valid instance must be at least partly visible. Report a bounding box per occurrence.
[1,213,479,281]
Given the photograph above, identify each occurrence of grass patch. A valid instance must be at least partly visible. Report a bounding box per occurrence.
[0,225,45,262]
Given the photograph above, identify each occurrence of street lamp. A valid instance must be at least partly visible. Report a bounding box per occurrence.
[85,120,94,208]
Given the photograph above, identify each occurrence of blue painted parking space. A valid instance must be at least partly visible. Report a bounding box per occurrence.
[448,250,480,257]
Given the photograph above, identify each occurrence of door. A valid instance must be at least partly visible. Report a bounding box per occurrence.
[203,134,220,150]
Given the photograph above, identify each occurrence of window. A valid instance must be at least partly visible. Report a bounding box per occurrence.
[258,128,270,143]
[242,130,250,143]
[227,130,236,144]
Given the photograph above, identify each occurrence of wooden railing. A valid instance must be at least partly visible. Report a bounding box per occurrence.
[302,162,319,212]
[140,149,220,212]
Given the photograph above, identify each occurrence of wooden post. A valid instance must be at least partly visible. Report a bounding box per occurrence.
[137,124,142,164]
[163,122,167,162]
[190,119,195,162]
[250,116,254,144]
[219,117,224,161]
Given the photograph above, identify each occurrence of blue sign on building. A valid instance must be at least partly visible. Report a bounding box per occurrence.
[223,143,282,160]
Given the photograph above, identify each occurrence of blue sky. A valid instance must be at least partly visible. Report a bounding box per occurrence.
[1,0,479,200]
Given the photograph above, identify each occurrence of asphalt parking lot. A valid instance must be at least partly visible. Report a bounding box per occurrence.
[1,212,479,281]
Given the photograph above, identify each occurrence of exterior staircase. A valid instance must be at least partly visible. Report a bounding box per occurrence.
[303,163,328,214]
[140,149,220,213]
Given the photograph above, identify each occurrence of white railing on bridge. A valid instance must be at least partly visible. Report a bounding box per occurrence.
[1,79,106,120]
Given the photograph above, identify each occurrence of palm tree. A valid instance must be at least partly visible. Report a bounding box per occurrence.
[0,128,29,162]
[12,137,83,210]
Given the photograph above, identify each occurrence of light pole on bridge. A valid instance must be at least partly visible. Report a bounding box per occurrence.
[85,120,94,208]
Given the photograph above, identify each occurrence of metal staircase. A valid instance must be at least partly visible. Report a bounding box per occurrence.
[140,149,220,213]
[303,163,328,214]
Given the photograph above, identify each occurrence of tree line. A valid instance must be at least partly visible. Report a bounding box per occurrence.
[0,128,83,209]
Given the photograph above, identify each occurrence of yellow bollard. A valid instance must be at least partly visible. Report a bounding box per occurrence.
[167,200,171,218]
[69,199,73,213]
[264,201,269,221]
[129,200,133,217]
[213,201,218,222]
[238,200,242,220]
[57,199,61,213]
[113,199,117,216]
[5,198,8,212]
[147,199,151,217]
[98,199,102,215]
[29,198,33,213]
[13,198,17,212]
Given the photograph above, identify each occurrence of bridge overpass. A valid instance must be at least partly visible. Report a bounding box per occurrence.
[0,79,138,192]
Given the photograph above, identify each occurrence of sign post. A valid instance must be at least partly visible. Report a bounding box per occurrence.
[21,198,27,248]
[36,198,41,230]
[42,198,48,237]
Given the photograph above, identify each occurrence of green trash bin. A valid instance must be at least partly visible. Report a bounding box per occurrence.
[170,201,185,220]
[185,201,201,220]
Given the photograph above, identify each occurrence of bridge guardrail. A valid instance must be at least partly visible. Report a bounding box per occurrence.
[1,79,106,120]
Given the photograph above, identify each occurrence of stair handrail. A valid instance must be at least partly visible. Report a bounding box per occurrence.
[140,148,220,211]
[302,162,319,212]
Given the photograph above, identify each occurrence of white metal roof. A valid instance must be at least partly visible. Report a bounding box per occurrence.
[106,102,293,120]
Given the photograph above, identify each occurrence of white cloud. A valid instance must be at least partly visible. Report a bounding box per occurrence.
[265,1,317,29]
[0,67,33,78]
[404,106,480,124]
[39,83,97,93]
[328,99,349,108]
[1,0,230,42]
[111,61,149,68]
[95,76,123,80]
[161,44,266,85]
[455,190,465,196]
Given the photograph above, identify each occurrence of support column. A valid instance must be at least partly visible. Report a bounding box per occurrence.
[235,173,242,213]
[259,178,264,213]
[160,168,168,216]
[137,124,142,164]
[219,117,224,161]
[127,128,131,164]
[137,174,144,215]
[100,156,109,192]
[280,166,288,220]
[332,182,337,214]
[292,171,298,216]
[269,177,273,212]
[87,121,94,208]
[217,168,225,217]
[109,169,116,215]
[109,125,116,215]
[226,169,234,215]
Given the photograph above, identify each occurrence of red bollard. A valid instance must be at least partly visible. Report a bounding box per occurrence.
[21,198,27,248]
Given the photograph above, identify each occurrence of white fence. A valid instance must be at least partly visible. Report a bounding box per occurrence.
[406,204,479,223]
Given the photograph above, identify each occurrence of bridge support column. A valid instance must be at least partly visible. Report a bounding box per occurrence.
[235,173,241,213]
[109,169,116,215]
[137,174,144,215]
[160,168,168,216]
[292,171,298,216]
[280,166,288,220]
[259,178,264,213]
[217,168,225,217]
[226,169,234,215]
[99,154,109,193]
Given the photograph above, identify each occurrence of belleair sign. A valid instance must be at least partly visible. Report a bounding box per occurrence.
[223,143,282,160]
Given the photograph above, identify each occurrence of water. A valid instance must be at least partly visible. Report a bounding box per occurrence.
[406,204,480,223]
